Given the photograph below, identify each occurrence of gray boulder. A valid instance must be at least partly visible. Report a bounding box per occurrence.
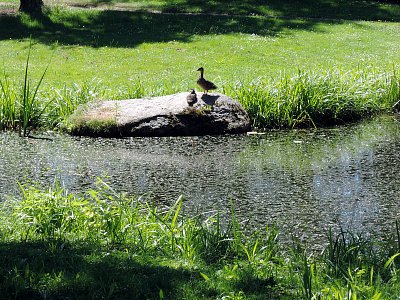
[68,92,251,137]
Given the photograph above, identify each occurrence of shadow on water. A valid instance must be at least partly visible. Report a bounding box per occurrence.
[0,0,399,48]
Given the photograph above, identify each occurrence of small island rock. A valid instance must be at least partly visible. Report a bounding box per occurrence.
[68,92,251,137]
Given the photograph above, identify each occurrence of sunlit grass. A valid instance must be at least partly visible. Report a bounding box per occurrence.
[1,63,399,131]
[1,7,400,88]
[0,3,400,130]
[226,68,400,128]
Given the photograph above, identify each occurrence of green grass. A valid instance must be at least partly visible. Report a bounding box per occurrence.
[0,1,400,130]
[226,68,400,128]
[1,179,400,299]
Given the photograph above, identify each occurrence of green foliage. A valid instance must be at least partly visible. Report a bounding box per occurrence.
[226,69,400,128]
[2,67,399,132]
[1,180,400,298]
[0,180,285,298]
[19,39,51,136]
[45,80,104,129]
[1,4,400,131]
[0,72,18,131]
[0,39,51,136]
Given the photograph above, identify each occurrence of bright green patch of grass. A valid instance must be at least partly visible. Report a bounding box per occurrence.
[1,8,400,84]
[1,179,400,298]
[0,3,400,130]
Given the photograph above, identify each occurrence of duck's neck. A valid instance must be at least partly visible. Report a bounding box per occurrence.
[199,70,204,79]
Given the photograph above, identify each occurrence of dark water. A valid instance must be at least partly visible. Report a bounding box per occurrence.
[1,115,400,244]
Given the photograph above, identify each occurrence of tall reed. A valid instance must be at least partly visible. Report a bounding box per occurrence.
[225,68,400,129]
[45,79,104,129]
[1,66,399,132]
[4,178,280,266]
[19,39,51,137]
[0,72,18,131]
[0,39,52,136]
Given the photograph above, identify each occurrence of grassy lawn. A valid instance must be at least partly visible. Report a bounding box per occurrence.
[0,0,399,129]
[0,2,399,87]
[0,1,400,131]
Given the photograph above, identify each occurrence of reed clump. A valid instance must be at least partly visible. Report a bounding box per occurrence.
[0,180,400,299]
[226,69,400,129]
[0,39,51,137]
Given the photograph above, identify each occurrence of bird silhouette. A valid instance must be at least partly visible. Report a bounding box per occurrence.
[186,89,197,106]
[197,67,217,94]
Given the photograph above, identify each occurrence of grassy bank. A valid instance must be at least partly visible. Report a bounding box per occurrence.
[0,1,400,131]
[1,65,399,132]
[0,180,400,299]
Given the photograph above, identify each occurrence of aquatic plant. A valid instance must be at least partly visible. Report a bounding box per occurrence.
[19,39,51,137]
[46,79,104,129]
[226,68,400,129]
[0,39,52,136]
[1,180,400,298]
[0,72,18,131]
[1,65,399,132]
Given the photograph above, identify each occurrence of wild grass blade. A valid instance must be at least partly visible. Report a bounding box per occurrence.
[13,38,53,136]
[384,253,400,270]
[171,195,183,230]
[0,73,18,130]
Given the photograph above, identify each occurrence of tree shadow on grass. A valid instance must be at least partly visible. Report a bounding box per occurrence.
[157,0,400,21]
[0,240,281,299]
[86,0,400,21]
[0,241,206,299]
[0,0,398,48]
[0,9,330,48]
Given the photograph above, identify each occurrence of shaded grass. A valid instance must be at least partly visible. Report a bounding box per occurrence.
[0,241,201,299]
[1,180,400,298]
[1,6,400,81]
[113,0,400,21]
[3,0,400,21]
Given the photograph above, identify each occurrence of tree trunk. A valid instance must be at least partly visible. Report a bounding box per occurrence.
[19,0,43,14]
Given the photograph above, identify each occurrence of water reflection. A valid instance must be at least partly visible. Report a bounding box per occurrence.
[1,115,399,244]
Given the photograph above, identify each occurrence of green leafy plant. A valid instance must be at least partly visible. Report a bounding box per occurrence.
[19,38,52,137]
[2,180,400,298]
[0,72,18,131]
[0,39,53,136]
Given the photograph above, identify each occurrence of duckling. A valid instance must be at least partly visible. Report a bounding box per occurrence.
[186,89,197,106]
[197,67,217,94]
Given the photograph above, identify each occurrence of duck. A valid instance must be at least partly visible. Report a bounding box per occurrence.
[197,67,217,94]
[186,89,197,106]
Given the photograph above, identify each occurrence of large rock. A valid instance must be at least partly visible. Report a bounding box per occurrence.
[68,92,251,137]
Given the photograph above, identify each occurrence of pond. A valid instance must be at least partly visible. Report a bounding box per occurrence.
[1,115,400,246]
